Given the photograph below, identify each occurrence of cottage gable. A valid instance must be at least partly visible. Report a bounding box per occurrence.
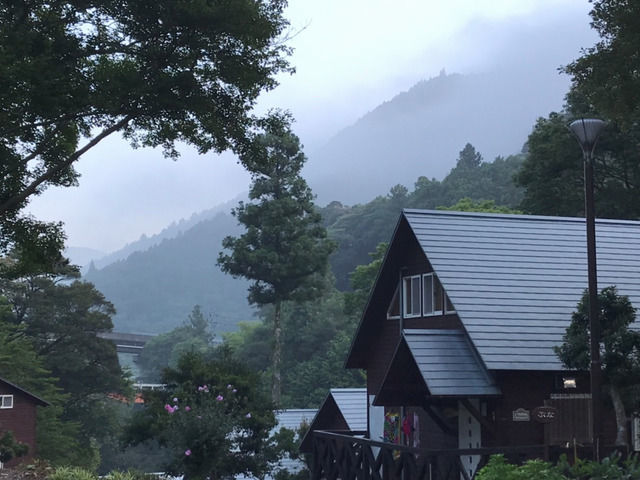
[347,209,640,373]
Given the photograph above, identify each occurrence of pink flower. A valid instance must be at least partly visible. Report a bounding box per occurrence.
[227,384,233,389]
[232,388,237,393]
[216,395,224,401]
[185,406,191,412]
[173,397,178,403]
[185,449,191,456]
[245,413,251,419]
[164,404,177,414]
[198,385,209,393]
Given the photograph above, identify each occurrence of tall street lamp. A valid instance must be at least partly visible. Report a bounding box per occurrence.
[568,118,606,460]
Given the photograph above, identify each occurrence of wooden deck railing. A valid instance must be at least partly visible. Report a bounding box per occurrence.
[310,431,553,480]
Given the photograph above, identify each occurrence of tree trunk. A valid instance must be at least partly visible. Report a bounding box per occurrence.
[271,300,282,406]
[609,384,628,447]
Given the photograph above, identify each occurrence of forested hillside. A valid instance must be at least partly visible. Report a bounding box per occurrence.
[325,145,524,288]
[85,144,522,334]
[85,212,254,334]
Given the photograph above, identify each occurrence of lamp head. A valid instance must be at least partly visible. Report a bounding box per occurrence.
[568,118,606,157]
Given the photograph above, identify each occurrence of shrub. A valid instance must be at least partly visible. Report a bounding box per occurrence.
[49,467,97,480]
[476,455,565,480]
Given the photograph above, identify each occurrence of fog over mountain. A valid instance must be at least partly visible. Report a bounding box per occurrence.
[304,12,591,205]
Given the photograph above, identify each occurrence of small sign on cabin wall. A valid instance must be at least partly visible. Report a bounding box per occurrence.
[532,406,558,423]
[512,408,530,422]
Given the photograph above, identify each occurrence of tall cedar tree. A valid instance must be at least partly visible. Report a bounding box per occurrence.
[218,114,335,405]
[0,0,291,269]
[555,286,640,447]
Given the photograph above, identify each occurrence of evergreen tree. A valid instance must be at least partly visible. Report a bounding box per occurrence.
[555,286,640,447]
[218,113,335,405]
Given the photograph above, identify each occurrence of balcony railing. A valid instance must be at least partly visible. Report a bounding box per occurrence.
[310,431,557,480]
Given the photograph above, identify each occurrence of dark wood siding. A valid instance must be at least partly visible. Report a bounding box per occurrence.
[367,319,400,396]
[485,371,618,448]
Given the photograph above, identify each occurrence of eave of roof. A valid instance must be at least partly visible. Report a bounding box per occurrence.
[0,375,50,406]
[345,215,410,369]
[374,330,500,405]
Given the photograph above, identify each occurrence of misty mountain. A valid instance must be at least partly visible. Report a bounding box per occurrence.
[84,211,254,335]
[87,196,245,271]
[81,69,546,335]
[305,70,566,205]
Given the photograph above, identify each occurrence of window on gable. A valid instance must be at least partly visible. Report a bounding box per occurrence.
[423,273,443,315]
[0,395,13,409]
[387,285,400,319]
[403,275,421,318]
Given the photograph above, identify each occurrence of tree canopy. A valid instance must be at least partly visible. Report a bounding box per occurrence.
[564,0,640,132]
[137,305,217,382]
[0,0,292,262]
[555,286,640,446]
[218,113,335,404]
[517,0,640,219]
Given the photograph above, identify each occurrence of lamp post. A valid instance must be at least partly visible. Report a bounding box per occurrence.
[568,118,606,460]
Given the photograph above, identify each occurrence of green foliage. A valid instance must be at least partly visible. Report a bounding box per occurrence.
[438,198,521,214]
[224,288,365,408]
[126,350,285,480]
[137,305,217,382]
[0,315,91,467]
[325,146,523,289]
[515,108,640,218]
[476,455,565,480]
[564,0,640,132]
[219,113,335,307]
[478,453,640,480]
[555,286,640,445]
[343,242,388,317]
[0,263,129,468]
[0,431,29,463]
[518,1,640,219]
[49,466,98,480]
[555,286,640,393]
[0,0,291,264]
[218,112,335,403]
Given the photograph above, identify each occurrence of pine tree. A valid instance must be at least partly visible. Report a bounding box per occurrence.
[218,113,335,405]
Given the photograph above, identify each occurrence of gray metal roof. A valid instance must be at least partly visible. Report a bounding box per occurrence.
[274,409,317,433]
[404,329,501,396]
[330,388,368,431]
[403,209,640,371]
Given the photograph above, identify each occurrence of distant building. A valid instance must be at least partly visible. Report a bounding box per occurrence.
[300,388,367,453]
[0,376,49,467]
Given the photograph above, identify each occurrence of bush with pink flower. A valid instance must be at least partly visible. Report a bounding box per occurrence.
[125,351,288,480]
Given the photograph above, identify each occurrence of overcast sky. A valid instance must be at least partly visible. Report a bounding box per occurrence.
[26,0,595,254]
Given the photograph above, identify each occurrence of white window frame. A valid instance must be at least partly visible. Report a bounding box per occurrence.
[0,395,13,409]
[423,273,444,316]
[445,292,456,314]
[403,275,422,318]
